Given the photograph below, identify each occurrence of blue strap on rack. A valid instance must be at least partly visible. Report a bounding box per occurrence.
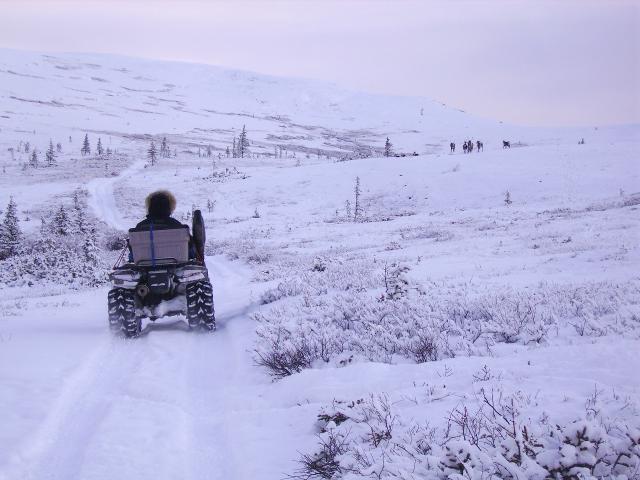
[149,221,157,267]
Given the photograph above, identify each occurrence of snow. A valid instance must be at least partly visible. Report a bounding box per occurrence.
[0,49,639,479]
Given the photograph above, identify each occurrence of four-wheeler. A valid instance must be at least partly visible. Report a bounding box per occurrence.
[108,210,215,337]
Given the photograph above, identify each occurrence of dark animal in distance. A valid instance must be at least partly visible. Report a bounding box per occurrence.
[450,142,455,153]
[476,140,483,152]
[503,140,511,149]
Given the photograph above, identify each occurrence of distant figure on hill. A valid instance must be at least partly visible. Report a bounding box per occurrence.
[503,140,511,149]
[476,140,483,152]
[450,142,455,153]
[463,143,468,154]
[467,140,473,153]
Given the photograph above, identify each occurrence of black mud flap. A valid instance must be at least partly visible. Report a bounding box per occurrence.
[192,209,206,263]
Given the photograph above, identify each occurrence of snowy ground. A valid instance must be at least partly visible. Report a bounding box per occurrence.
[0,50,639,479]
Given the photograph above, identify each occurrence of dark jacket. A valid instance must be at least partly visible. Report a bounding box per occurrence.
[134,215,187,231]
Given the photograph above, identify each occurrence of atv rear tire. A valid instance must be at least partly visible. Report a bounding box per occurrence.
[186,281,216,331]
[108,288,140,338]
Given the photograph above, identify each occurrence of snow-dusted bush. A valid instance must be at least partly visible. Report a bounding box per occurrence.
[255,292,468,378]
[0,197,108,288]
[0,230,107,288]
[254,261,639,378]
[446,292,554,345]
[540,282,640,337]
[207,232,272,264]
[292,389,640,480]
[399,225,454,242]
[259,257,380,305]
[103,228,127,251]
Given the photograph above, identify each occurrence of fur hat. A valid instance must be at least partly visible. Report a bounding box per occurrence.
[145,190,176,218]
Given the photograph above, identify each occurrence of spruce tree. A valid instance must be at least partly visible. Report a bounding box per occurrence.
[354,176,362,221]
[384,137,392,157]
[81,134,91,156]
[46,140,56,167]
[226,146,230,158]
[29,149,39,168]
[53,206,70,236]
[238,125,249,158]
[96,138,103,156]
[0,197,21,259]
[147,141,157,165]
[82,228,100,265]
[73,190,87,234]
[232,137,237,158]
[24,142,30,153]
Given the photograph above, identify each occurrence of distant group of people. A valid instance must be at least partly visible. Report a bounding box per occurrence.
[449,140,483,153]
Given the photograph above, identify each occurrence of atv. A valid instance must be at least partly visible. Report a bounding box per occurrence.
[108,210,215,337]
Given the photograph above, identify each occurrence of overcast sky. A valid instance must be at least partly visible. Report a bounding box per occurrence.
[0,0,638,127]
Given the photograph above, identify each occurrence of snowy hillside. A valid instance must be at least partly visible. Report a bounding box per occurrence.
[0,49,639,480]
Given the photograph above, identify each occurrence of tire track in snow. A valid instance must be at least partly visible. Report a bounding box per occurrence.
[85,159,260,479]
[179,257,257,480]
[2,339,145,480]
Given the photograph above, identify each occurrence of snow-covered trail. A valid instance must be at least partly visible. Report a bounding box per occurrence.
[0,164,291,480]
[86,160,146,231]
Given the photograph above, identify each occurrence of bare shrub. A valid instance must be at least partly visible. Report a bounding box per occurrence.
[481,293,553,344]
[290,429,349,479]
[294,388,640,480]
[254,321,314,378]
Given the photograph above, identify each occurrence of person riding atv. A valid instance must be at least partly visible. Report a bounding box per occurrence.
[108,190,215,337]
[128,190,197,262]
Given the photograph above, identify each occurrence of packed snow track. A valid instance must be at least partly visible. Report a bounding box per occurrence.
[0,165,283,480]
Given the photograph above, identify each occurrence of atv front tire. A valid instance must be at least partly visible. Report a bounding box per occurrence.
[186,281,216,331]
[108,288,140,338]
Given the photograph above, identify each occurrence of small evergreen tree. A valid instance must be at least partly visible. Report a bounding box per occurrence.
[96,137,103,156]
[147,141,157,165]
[354,176,362,221]
[82,228,100,265]
[53,206,70,236]
[56,142,62,153]
[225,146,230,158]
[29,149,39,168]
[81,134,91,156]
[46,140,56,167]
[206,145,212,157]
[24,142,30,153]
[73,190,87,234]
[232,137,237,158]
[384,137,392,157]
[238,125,249,158]
[0,197,21,259]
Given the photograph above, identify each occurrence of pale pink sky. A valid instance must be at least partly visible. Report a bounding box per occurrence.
[0,0,638,126]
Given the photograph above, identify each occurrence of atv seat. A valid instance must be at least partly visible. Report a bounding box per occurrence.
[128,226,190,266]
